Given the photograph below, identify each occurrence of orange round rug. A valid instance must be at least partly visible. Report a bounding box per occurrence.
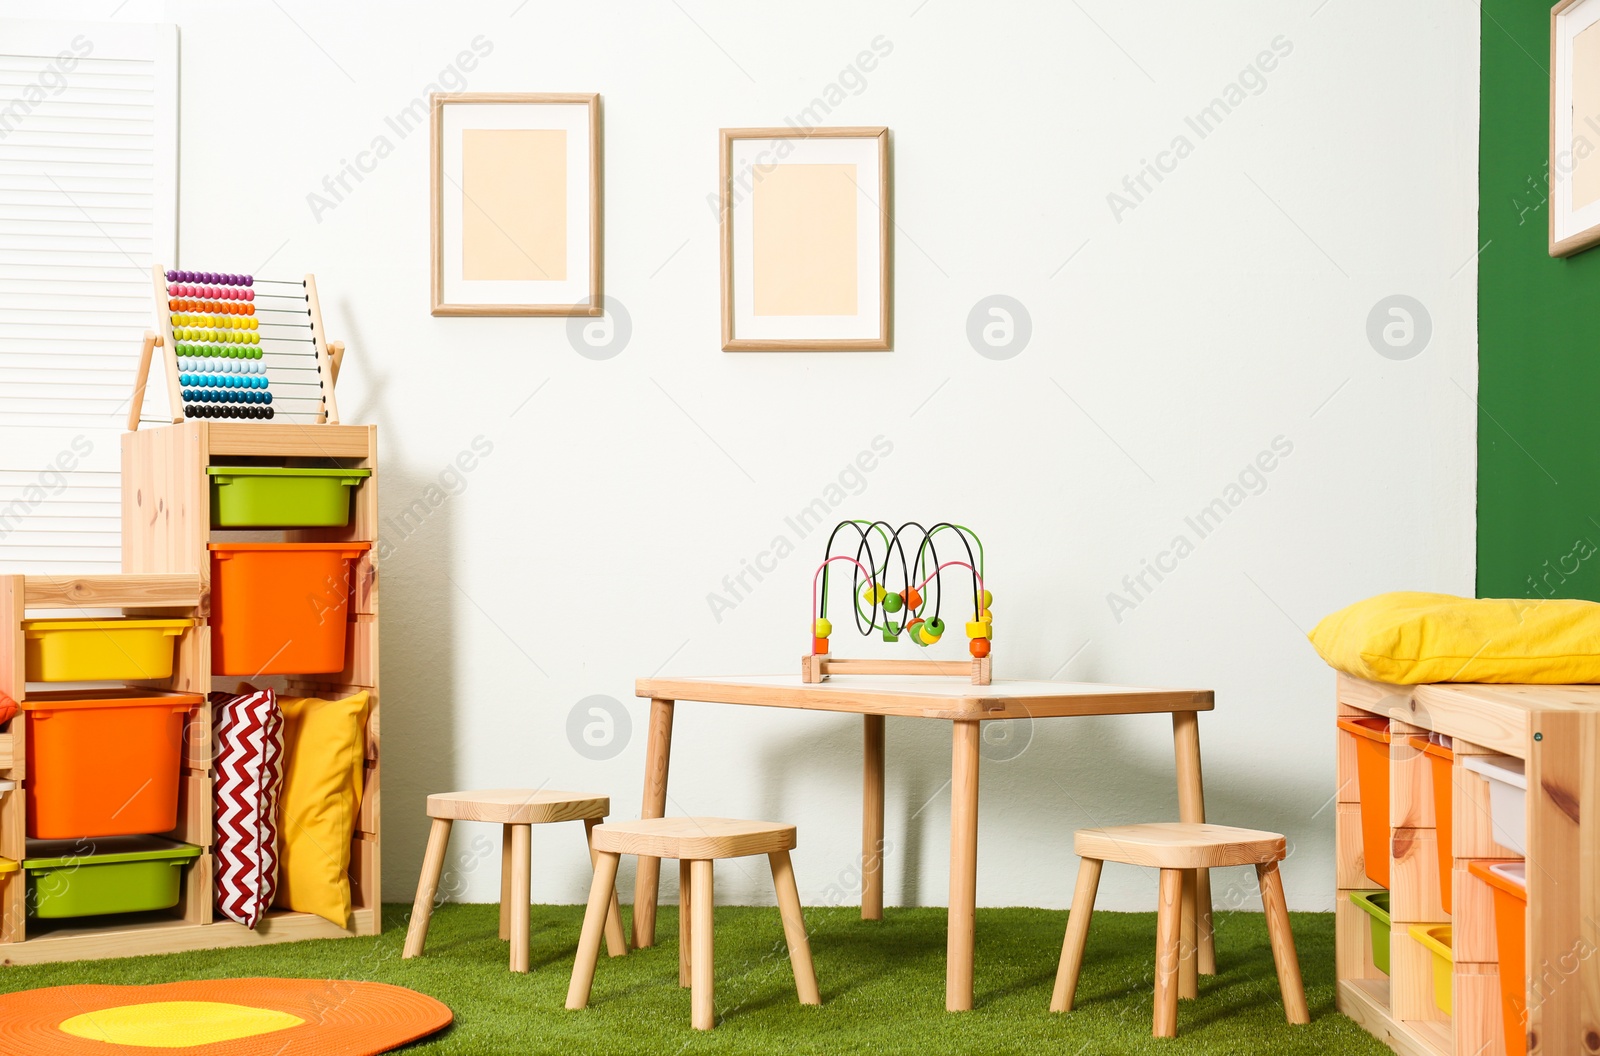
[0,978,452,1054]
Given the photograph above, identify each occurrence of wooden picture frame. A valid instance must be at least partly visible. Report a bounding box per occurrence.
[430,92,602,316]
[720,126,891,351]
[1551,0,1600,256]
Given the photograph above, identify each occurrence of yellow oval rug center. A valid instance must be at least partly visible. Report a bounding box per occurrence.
[59,1001,304,1047]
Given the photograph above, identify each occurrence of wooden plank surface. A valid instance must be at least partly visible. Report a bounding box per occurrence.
[0,909,375,965]
[636,674,1212,720]
[205,422,373,459]
[20,574,201,610]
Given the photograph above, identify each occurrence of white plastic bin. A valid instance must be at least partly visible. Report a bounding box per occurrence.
[1464,754,1526,854]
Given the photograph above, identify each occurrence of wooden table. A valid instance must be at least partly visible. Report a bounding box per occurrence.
[630,673,1216,1011]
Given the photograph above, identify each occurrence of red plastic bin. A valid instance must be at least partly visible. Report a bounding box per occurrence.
[22,689,199,839]
[209,542,370,676]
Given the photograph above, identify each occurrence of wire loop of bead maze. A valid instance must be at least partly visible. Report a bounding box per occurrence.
[803,520,993,685]
[128,265,343,430]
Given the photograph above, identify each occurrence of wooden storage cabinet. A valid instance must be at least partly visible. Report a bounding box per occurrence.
[0,422,380,965]
[1334,675,1600,1056]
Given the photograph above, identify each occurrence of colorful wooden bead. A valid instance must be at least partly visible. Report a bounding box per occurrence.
[813,636,829,654]
[966,621,989,639]
[970,637,990,658]
[881,622,900,642]
[903,586,922,610]
[882,593,903,613]
[980,590,993,608]
[924,617,946,638]
[814,618,832,638]
[862,584,887,604]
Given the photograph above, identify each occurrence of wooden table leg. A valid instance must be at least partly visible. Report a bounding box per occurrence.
[947,719,981,1012]
[1172,711,1216,975]
[863,713,885,921]
[632,697,674,949]
[499,824,512,941]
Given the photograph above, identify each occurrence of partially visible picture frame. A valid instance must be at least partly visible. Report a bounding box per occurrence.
[430,92,601,316]
[720,126,891,351]
[1551,0,1600,256]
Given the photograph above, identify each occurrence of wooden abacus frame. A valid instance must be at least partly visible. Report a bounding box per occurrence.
[129,265,344,431]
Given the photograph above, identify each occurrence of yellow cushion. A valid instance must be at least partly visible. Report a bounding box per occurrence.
[1309,592,1600,684]
[274,690,369,926]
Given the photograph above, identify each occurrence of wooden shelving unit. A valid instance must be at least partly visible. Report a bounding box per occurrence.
[1334,674,1600,1056]
[0,421,380,965]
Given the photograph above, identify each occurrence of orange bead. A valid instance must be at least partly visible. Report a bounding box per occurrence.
[813,636,829,654]
[903,587,922,610]
[970,637,990,658]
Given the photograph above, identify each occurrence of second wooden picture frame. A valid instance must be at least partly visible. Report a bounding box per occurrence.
[720,126,891,351]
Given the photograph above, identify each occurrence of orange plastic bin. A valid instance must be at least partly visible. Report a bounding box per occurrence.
[1417,737,1455,913]
[22,690,199,839]
[209,542,369,676]
[1470,860,1527,1056]
[1338,716,1392,888]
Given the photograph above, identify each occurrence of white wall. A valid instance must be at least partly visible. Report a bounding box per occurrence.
[7,0,1479,911]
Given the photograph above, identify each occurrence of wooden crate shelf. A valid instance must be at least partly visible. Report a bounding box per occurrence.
[0,421,380,964]
[1334,674,1600,1056]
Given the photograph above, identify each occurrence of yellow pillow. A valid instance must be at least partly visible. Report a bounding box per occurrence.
[274,690,369,926]
[1309,592,1600,684]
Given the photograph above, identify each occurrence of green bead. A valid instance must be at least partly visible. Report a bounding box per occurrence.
[883,593,902,614]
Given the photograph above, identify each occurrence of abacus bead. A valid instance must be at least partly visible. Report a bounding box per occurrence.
[243,275,253,287]
[242,289,253,301]
[165,269,176,281]
[970,638,990,658]
[814,618,832,638]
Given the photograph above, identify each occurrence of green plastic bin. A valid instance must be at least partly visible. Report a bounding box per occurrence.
[23,837,200,918]
[207,466,370,528]
[1349,890,1392,975]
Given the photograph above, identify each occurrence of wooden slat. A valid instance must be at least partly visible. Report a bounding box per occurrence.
[1391,827,1447,925]
[1456,961,1505,1056]
[0,909,375,965]
[1452,864,1503,965]
[0,576,22,701]
[1391,728,1435,830]
[178,850,211,925]
[1526,709,1598,1056]
[1336,895,1384,982]
[1338,977,1451,1056]
[1392,924,1448,1024]
[1336,804,1368,890]
[163,769,210,847]
[20,572,199,608]
[204,423,373,459]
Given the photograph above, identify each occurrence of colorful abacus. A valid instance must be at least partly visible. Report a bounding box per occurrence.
[130,265,343,429]
[804,520,993,684]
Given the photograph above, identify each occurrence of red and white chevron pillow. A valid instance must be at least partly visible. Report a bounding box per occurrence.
[211,688,284,929]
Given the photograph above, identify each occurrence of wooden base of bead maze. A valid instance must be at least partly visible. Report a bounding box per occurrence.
[801,654,991,685]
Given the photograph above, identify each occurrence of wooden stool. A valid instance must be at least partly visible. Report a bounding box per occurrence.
[566,817,821,1030]
[1052,822,1309,1038]
[403,789,627,972]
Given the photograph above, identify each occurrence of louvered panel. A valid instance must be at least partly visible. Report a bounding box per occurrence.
[0,20,176,574]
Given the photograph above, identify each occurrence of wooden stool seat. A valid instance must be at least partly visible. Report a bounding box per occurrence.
[1074,823,1286,871]
[590,817,797,860]
[1054,821,1308,1039]
[426,788,610,826]
[568,817,819,1030]
[404,788,625,973]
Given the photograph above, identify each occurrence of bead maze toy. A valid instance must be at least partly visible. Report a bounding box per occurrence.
[128,265,343,430]
[803,520,993,685]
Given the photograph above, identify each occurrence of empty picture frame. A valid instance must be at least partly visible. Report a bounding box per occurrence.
[1552,0,1600,256]
[720,126,891,351]
[431,92,601,315]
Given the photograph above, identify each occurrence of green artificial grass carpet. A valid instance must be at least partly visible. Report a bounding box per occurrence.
[0,904,1389,1055]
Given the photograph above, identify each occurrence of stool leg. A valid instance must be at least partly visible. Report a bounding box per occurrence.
[585,818,628,958]
[509,824,531,972]
[566,850,622,1010]
[690,859,715,1030]
[499,825,513,941]
[1179,867,1198,1000]
[679,859,693,987]
[769,849,820,1005]
[1153,868,1183,1038]
[1256,861,1309,1025]
[402,817,452,959]
[1050,856,1102,1012]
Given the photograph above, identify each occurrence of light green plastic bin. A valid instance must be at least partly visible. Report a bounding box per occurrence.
[1349,890,1392,974]
[207,466,370,528]
[23,837,201,918]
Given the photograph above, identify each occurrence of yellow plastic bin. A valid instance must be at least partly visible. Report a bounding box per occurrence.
[23,618,192,682]
[1409,924,1453,1015]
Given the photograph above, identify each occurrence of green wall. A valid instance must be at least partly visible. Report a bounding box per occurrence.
[1479,0,1600,599]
